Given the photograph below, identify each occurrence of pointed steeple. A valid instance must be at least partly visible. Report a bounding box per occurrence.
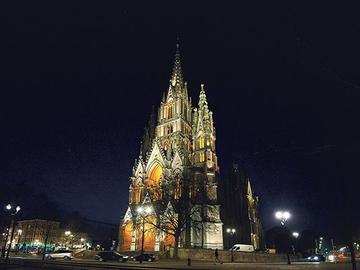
[170,43,184,87]
[198,84,208,109]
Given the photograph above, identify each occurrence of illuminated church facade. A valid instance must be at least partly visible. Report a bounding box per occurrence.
[118,45,224,251]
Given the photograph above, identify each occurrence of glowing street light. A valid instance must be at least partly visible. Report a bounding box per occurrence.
[226,227,236,262]
[292,232,299,239]
[275,211,291,226]
[64,231,71,236]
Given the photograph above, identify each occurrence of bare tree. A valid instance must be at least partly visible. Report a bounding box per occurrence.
[146,196,198,258]
[144,170,199,258]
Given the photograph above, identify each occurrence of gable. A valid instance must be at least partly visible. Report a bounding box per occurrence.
[134,159,145,177]
[123,207,133,222]
[171,150,183,171]
[146,141,166,171]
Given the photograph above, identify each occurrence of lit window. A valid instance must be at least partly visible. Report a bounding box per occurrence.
[199,136,205,149]
[200,152,205,162]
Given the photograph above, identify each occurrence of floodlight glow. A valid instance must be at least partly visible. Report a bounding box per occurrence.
[65,231,71,236]
[275,211,282,219]
[231,228,236,233]
[275,210,291,225]
[226,228,231,233]
[6,204,11,210]
[145,206,152,214]
[292,232,299,238]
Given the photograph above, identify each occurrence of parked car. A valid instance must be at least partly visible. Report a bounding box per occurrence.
[45,250,73,260]
[131,253,156,262]
[306,254,326,262]
[230,244,255,252]
[95,251,129,262]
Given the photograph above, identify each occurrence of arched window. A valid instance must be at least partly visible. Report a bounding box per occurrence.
[199,152,205,162]
[148,164,163,201]
[133,188,142,204]
[148,163,162,187]
[168,106,173,119]
[199,136,205,149]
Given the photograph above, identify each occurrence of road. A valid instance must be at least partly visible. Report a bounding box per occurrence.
[0,257,357,270]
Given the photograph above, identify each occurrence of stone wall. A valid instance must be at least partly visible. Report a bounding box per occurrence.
[170,248,295,263]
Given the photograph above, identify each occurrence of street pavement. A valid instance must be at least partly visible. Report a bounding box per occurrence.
[0,256,358,270]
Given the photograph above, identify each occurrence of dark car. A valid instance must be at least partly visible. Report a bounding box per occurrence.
[306,254,326,262]
[131,253,156,262]
[95,251,129,262]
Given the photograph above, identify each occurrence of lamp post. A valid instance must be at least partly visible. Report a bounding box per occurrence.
[292,232,299,255]
[1,228,9,258]
[137,206,153,264]
[4,204,21,264]
[226,228,236,262]
[275,210,291,265]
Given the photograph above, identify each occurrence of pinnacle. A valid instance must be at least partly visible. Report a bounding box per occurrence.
[198,83,208,108]
[170,44,184,87]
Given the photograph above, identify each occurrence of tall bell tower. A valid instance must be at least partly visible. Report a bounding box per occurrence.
[156,44,193,156]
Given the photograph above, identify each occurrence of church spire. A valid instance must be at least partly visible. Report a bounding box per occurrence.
[198,83,208,109]
[170,43,184,87]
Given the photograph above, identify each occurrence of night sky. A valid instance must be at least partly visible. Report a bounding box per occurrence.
[1,2,359,241]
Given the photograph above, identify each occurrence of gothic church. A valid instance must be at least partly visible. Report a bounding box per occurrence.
[118,45,223,251]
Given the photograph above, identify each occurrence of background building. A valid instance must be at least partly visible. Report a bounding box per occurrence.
[14,219,61,250]
[8,219,90,251]
[219,164,264,249]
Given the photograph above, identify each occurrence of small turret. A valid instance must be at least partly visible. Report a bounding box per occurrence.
[198,84,208,109]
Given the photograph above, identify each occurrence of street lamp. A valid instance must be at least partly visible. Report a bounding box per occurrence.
[226,228,236,262]
[275,210,291,264]
[275,211,291,226]
[137,205,153,264]
[3,204,21,263]
[292,232,300,254]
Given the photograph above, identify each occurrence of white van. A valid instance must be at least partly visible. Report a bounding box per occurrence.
[45,249,73,260]
[230,244,255,252]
